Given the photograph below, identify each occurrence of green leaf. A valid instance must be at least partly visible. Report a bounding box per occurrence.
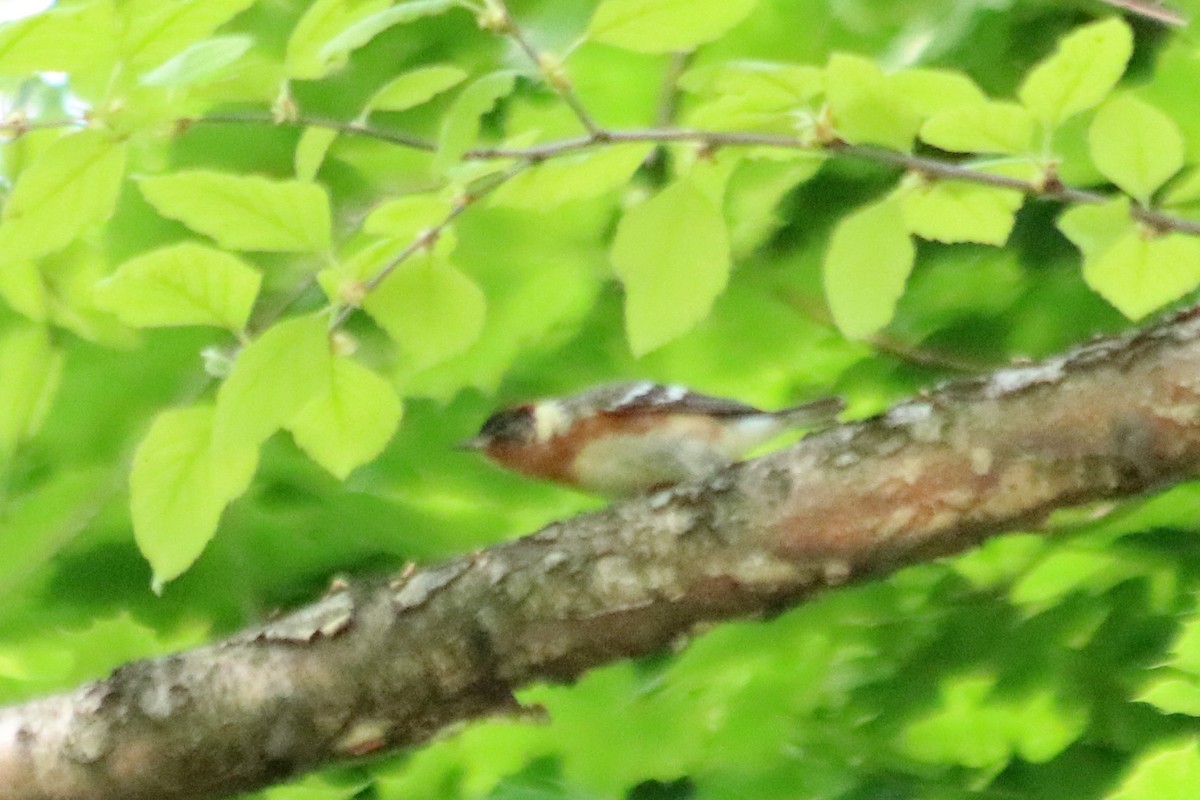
[1018,17,1133,129]
[490,145,652,208]
[826,53,921,151]
[363,194,454,239]
[295,127,338,182]
[1088,95,1184,204]
[1166,615,1200,676]
[139,34,253,87]
[588,0,759,53]
[93,242,262,331]
[317,0,456,67]
[364,64,469,113]
[920,102,1035,155]
[1163,168,1200,209]
[1108,742,1200,800]
[0,3,118,75]
[610,178,731,356]
[1137,676,1200,716]
[725,153,825,257]
[1082,231,1200,320]
[119,0,257,69]
[213,314,333,451]
[362,258,486,368]
[434,71,518,172]
[0,131,127,261]
[130,405,258,589]
[288,357,403,479]
[888,67,987,116]
[285,0,392,79]
[0,261,49,323]
[679,60,823,106]
[900,674,1085,768]
[900,179,1023,245]
[823,197,914,339]
[1057,197,1134,260]
[138,171,332,252]
[0,468,108,598]
[0,325,63,454]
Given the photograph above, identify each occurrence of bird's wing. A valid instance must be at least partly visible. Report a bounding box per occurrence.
[593,381,765,417]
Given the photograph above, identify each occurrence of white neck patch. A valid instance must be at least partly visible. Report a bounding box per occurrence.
[532,402,568,441]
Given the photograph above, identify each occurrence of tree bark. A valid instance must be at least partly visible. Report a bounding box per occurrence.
[5,307,1200,800]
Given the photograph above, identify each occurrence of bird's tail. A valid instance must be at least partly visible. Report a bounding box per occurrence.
[776,395,845,426]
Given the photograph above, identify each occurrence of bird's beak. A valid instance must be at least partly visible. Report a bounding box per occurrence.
[454,436,488,452]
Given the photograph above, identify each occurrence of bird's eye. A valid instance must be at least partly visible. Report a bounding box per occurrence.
[479,406,535,442]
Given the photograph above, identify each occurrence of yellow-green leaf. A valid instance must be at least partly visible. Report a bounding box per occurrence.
[588,0,758,53]
[1082,231,1200,320]
[679,60,823,106]
[920,102,1035,155]
[131,405,258,589]
[824,197,914,339]
[362,258,485,368]
[139,34,252,87]
[611,178,731,356]
[93,242,262,331]
[0,325,63,454]
[213,314,333,451]
[363,194,454,239]
[295,127,338,182]
[288,357,403,479]
[1057,197,1134,260]
[119,0,256,69]
[285,0,391,79]
[0,261,49,322]
[364,64,468,113]
[888,68,986,116]
[317,0,456,68]
[826,53,921,151]
[1018,17,1133,129]
[1088,95,1184,204]
[0,3,118,75]
[138,171,332,252]
[434,71,517,172]
[1108,741,1200,800]
[0,131,127,261]
[490,145,652,208]
[901,180,1023,245]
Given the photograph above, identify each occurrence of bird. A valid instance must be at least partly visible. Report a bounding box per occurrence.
[459,381,845,495]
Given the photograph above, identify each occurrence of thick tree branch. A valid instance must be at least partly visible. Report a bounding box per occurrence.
[6,307,1200,800]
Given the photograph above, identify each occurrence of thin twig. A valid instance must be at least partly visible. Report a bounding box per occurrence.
[182,113,1200,238]
[328,161,531,330]
[0,116,88,139]
[491,0,603,136]
[186,112,436,151]
[1098,0,1187,26]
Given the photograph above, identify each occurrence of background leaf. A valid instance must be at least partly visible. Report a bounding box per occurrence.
[138,172,332,252]
[131,405,258,588]
[610,178,731,356]
[362,258,486,368]
[1017,17,1133,129]
[94,242,261,331]
[213,314,333,451]
[364,64,469,114]
[588,0,759,53]
[288,357,403,479]
[1088,95,1184,204]
[823,197,914,339]
[0,131,127,261]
